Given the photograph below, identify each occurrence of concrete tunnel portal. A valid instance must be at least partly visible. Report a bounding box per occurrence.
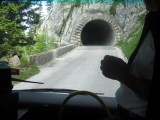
[81,19,114,45]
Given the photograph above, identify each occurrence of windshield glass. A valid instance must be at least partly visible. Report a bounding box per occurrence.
[0,0,145,97]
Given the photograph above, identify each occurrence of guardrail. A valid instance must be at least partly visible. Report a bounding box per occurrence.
[29,44,75,65]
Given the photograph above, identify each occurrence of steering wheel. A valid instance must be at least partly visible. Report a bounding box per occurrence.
[58,91,112,120]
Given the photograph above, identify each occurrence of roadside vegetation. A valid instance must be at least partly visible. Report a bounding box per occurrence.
[116,14,146,59]
[0,1,55,80]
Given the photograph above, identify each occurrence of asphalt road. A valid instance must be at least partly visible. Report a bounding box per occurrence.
[14,46,127,97]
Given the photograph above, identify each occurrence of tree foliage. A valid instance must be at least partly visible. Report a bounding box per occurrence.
[0,0,40,56]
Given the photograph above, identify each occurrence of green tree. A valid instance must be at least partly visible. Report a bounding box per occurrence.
[0,0,41,56]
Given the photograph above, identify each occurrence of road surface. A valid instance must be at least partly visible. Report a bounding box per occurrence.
[13,46,127,97]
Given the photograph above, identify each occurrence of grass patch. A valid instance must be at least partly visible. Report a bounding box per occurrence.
[12,64,40,80]
[12,64,40,84]
[116,26,143,59]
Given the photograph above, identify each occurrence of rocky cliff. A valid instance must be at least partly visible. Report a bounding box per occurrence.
[38,3,146,46]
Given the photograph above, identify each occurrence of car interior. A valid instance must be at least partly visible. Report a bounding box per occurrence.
[0,0,157,120]
[1,59,118,120]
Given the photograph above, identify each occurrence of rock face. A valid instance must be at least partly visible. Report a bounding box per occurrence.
[38,3,146,46]
[9,55,21,67]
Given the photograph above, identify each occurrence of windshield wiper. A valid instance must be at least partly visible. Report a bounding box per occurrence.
[16,88,77,93]
[14,88,104,95]
[12,78,44,84]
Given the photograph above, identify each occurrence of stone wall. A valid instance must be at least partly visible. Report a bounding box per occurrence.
[29,44,75,65]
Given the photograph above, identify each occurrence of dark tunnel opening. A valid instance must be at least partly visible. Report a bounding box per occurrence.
[81,19,113,45]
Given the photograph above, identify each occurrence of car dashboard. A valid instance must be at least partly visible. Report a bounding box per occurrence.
[16,90,118,120]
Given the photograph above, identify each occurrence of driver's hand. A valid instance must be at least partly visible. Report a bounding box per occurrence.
[100,55,129,82]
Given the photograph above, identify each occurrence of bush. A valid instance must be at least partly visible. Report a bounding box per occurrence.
[31,32,55,55]
[31,33,46,54]
[110,3,117,16]
[0,43,11,57]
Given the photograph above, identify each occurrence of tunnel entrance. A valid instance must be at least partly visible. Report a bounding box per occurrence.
[81,19,113,45]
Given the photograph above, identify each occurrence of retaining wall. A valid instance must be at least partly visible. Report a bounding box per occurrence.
[29,44,75,65]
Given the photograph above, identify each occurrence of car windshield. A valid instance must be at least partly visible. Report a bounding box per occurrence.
[0,0,145,97]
